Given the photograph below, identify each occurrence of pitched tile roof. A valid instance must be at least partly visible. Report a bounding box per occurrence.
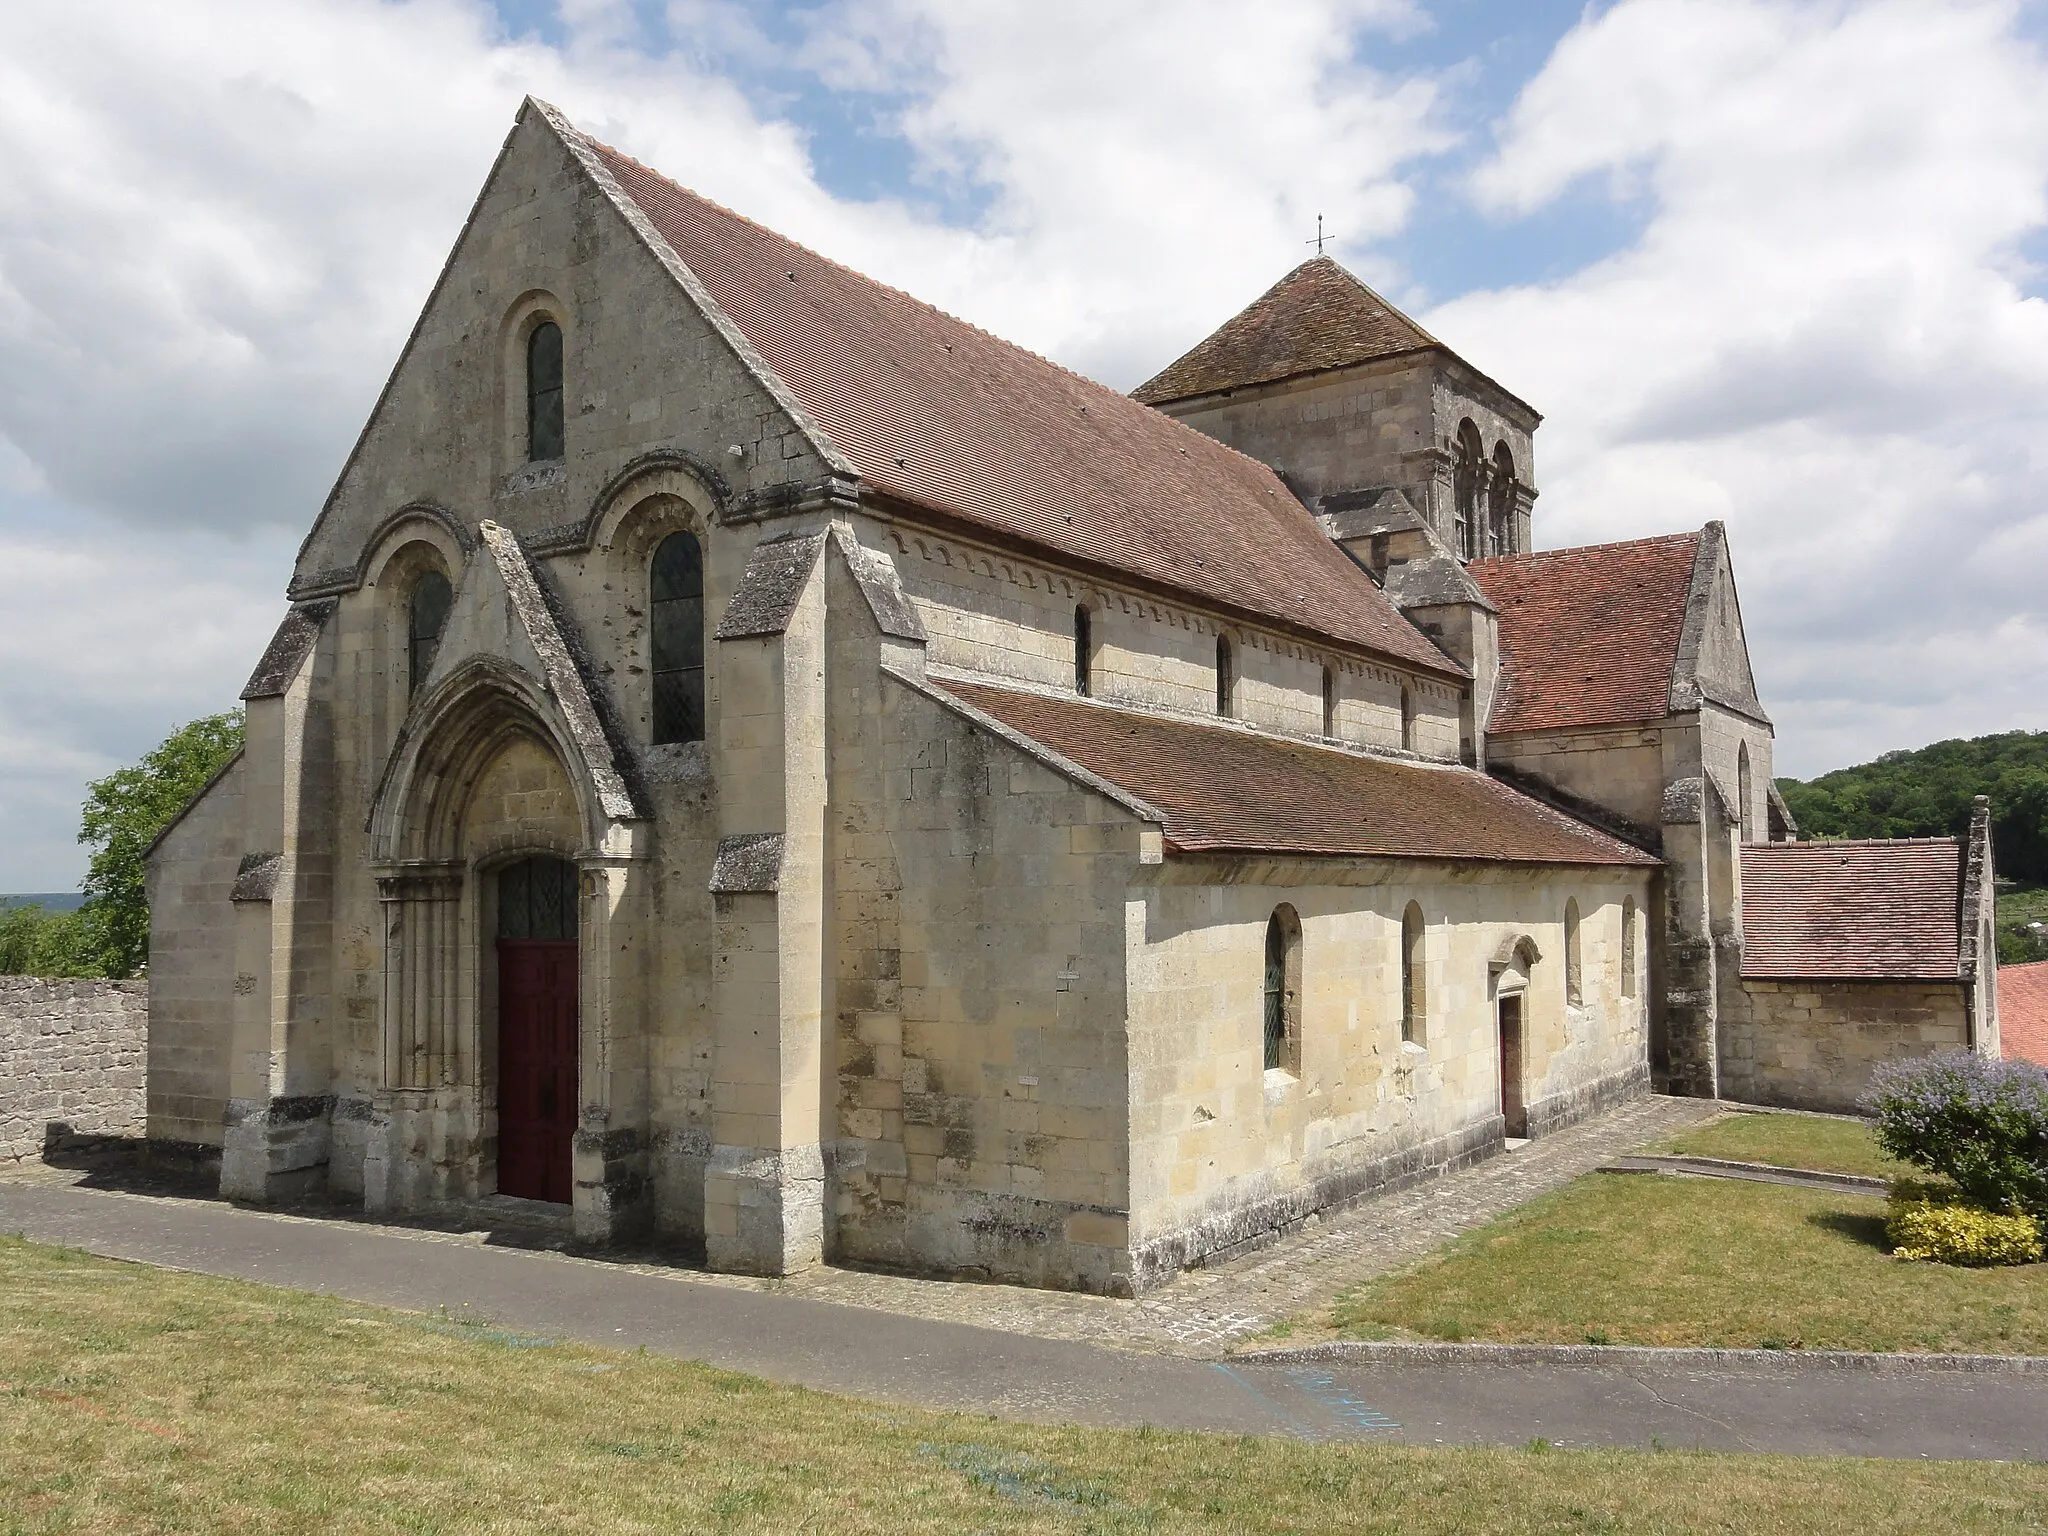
[1131,257,1441,405]
[1469,533,1702,735]
[2000,960,2048,1067]
[940,679,1657,867]
[1740,839,1963,981]
[575,130,1457,679]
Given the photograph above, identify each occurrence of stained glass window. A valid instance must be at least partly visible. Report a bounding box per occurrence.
[528,321,564,462]
[651,531,705,745]
[408,571,453,699]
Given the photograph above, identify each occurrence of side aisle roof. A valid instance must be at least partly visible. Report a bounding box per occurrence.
[556,111,1457,678]
[935,679,1658,867]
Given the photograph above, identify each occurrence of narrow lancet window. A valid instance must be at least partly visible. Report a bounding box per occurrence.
[1621,896,1639,999]
[651,531,705,745]
[1489,442,1517,556]
[1400,685,1416,752]
[1321,665,1337,738]
[407,570,453,699]
[1216,634,1234,717]
[1074,605,1092,697]
[527,321,564,462]
[1401,902,1425,1045]
[1565,898,1583,1007]
[1264,904,1301,1073]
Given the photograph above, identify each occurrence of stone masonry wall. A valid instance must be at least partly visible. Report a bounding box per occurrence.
[1719,978,1970,1114]
[1,977,148,1162]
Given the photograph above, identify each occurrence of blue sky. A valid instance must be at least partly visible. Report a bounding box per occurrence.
[0,0,2045,890]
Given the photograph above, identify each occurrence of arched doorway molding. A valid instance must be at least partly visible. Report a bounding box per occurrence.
[363,655,647,1226]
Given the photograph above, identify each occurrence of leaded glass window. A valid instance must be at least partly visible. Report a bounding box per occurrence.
[651,531,705,745]
[528,321,564,462]
[408,570,453,699]
[497,855,580,941]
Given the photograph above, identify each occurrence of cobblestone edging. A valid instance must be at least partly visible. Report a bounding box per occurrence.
[0,977,148,1162]
[1600,1154,1889,1197]
[1236,1340,2048,1376]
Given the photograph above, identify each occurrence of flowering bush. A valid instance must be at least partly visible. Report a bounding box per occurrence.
[1886,1189,2043,1267]
[1861,1053,2048,1222]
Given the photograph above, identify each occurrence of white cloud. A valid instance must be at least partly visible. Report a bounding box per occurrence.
[1431,0,2048,777]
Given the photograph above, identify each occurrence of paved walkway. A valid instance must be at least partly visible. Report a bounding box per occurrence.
[7,1094,1722,1354]
[3,1176,2044,1459]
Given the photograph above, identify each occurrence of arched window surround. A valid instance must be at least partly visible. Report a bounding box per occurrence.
[1451,419,1485,560]
[1401,902,1426,1046]
[498,295,570,473]
[1621,896,1639,1000]
[1489,442,1517,557]
[1263,904,1303,1075]
[1564,898,1584,1007]
[527,320,565,463]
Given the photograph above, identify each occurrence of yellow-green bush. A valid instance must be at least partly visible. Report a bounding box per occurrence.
[1886,1188,2042,1267]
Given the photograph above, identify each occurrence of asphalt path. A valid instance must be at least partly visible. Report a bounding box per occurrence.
[4,1181,2044,1460]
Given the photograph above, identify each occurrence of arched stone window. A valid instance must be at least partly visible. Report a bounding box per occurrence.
[1321,665,1336,737]
[651,531,705,745]
[1263,903,1302,1073]
[527,320,564,462]
[407,570,453,699]
[1074,605,1092,697]
[1401,901,1426,1044]
[1621,895,1639,999]
[1564,897,1583,1007]
[1216,633,1235,717]
[1400,685,1417,752]
[1452,419,1484,560]
[1489,442,1517,556]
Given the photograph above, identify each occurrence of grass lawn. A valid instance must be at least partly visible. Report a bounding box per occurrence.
[4,1241,2047,1533]
[1652,1109,1908,1180]
[1330,1173,2048,1354]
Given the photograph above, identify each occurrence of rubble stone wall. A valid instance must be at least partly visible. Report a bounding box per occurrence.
[0,976,148,1161]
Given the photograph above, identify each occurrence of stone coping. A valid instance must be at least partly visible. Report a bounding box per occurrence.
[1599,1154,1889,1197]
[1238,1340,2048,1375]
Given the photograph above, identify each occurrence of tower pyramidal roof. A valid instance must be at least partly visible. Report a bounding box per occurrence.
[1132,255,1443,406]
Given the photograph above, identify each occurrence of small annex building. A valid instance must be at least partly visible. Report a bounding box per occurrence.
[143,98,1996,1294]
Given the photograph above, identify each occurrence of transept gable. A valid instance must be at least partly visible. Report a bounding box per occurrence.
[1670,521,1767,725]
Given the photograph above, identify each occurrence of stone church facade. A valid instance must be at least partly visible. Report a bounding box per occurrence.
[143,99,1996,1294]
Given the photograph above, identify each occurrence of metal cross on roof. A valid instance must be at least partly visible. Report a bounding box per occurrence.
[1306,214,1331,255]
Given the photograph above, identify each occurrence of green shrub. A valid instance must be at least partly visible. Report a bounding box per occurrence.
[1886,1186,2043,1266]
[1862,1053,2048,1221]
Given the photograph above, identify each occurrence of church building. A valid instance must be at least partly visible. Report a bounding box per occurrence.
[143,99,1999,1294]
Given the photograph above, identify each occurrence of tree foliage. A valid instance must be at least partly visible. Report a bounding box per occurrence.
[0,904,100,978]
[74,710,245,979]
[1776,731,2048,887]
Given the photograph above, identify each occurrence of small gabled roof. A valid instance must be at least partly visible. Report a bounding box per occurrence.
[2001,960,2048,1066]
[937,679,1657,867]
[1740,839,1964,982]
[1470,532,1704,735]
[566,122,1457,679]
[1132,256,1442,406]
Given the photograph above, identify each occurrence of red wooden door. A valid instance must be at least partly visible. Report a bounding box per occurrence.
[497,938,578,1203]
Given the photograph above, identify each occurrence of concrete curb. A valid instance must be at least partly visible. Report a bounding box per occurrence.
[1599,1154,1890,1197]
[1234,1340,2048,1376]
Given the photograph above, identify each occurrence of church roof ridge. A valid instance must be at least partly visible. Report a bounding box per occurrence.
[562,113,1460,678]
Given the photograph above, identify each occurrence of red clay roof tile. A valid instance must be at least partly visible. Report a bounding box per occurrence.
[1469,533,1701,735]
[1131,256,1441,405]
[940,679,1658,867]
[579,136,1456,678]
[2000,960,2048,1067]
[1740,839,1963,981]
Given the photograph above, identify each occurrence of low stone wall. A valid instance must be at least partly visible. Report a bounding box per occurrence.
[1719,978,1970,1115]
[0,977,148,1162]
